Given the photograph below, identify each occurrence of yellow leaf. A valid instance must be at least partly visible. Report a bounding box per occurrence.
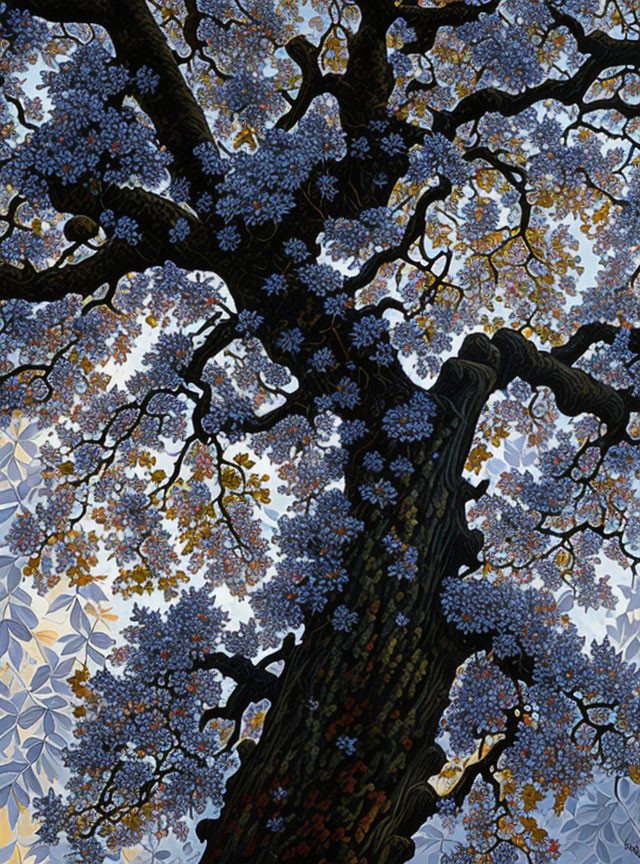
[520,816,548,844]
[234,453,255,468]
[221,467,242,489]
[59,461,75,475]
[465,444,491,475]
[630,765,640,784]
[522,784,544,812]
[35,629,58,645]
[234,126,258,150]
[553,787,570,815]
[150,469,166,483]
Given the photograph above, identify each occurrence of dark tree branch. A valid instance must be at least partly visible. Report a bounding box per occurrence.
[10,0,219,192]
[397,0,501,53]
[276,36,341,132]
[432,26,640,139]
[0,185,217,302]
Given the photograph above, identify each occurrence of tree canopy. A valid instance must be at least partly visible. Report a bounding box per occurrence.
[2,0,640,862]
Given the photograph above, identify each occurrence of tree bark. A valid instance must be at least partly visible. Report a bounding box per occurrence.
[198,342,500,864]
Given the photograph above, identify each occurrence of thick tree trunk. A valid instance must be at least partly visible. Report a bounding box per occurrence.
[199,338,500,863]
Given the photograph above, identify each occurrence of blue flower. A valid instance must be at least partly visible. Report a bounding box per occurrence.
[194,141,223,175]
[277,327,303,353]
[350,315,388,349]
[332,604,359,632]
[217,225,240,250]
[359,480,398,507]
[339,420,368,444]
[196,192,214,212]
[324,293,349,317]
[169,217,191,243]
[113,215,141,245]
[236,310,264,335]
[383,392,437,442]
[266,817,285,832]
[336,735,357,755]
[388,546,418,581]
[283,238,309,261]
[135,65,160,94]
[308,348,336,372]
[316,173,338,200]
[380,133,405,156]
[362,451,384,472]
[350,136,370,158]
[390,456,414,476]
[262,274,288,296]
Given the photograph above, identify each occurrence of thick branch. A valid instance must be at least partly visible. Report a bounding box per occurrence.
[0,242,142,302]
[0,185,216,302]
[492,328,630,442]
[432,27,640,138]
[398,0,501,53]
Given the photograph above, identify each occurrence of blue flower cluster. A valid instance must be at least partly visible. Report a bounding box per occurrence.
[282,237,309,262]
[350,136,370,158]
[359,480,398,508]
[336,735,358,755]
[350,315,389,349]
[407,133,470,186]
[135,65,160,95]
[112,214,142,245]
[217,225,241,250]
[332,604,359,632]
[262,274,288,296]
[297,262,344,296]
[276,327,304,354]
[169,217,191,244]
[459,14,544,90]
[442,652,517,753]
[197,191,214,212]
[362,451,384,472]
[34,586,234,857]
[323,207,404,262]
[308,347,336,372]
[316,173,339,200]
[215,111,344,225]
[1,45,170,198]
[389,456,414,476]
[382,392,437,441]
[388,545,418,580]
[252,490,363,625]
[236,310,264,335]
[339,419,369,445]
[193,140,224,176]
[315,377,361,413]
[380,132,406,157]
[129,332,194,396]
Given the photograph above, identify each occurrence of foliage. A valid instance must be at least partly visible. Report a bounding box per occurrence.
[1,0,640,863]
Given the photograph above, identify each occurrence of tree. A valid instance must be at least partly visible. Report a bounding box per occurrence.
[1,0,640,862]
